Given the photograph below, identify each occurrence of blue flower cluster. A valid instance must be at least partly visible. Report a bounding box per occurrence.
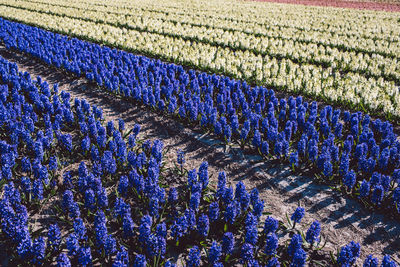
[0,18,399,215]
[0,27,397,266]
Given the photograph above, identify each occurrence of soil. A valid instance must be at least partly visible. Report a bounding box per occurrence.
[0,45,399,265]
[250,0,400,12]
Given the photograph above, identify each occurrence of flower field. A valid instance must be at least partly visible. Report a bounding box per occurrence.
[0,0,400,119]
[0,0,399,266]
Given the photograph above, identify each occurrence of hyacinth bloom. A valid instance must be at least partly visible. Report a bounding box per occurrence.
[288,234,303,257]
[245,214,258,245]
[291,207,305,227]
[198,161,209,189]
[343,170,357,191]
[118,175,129,196]
[265,233,279,255]
[291,248,307,267]
[208,241,222,263]
[197,214,209,237]
[359,180,371,198]
[209,201,219,222]
[224,201,237,225]
[47,223,62,250]
[241,243,254,263]
[381,255,397,266]
[177,149,185,168]
[221,232,234,255]
[73,217,87,241]
[104,235,117,256]
[305,221,321,245]
[139,215,152,244]
[113,246,129,267]
[66,233,79,256]
[267,257,280,267]
[57,253,71,267]
[187,246,201,267]
[190,192,201,212]
[371,185,384,205]
[216,172,226,199]
[264,216,279,234]
[337,241,361,266]
[363,255,379,267]
[32,236,46,264]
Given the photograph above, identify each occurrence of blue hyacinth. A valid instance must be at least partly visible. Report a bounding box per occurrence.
[288,234,303,257]
[267,257,281,267]
[113,246,129,267]
[208,241,222,263]
[363,254,379,267]
[187,246,201,267]
[371,185,384,205]
[224,201,237,225]
[57,253,71,267]
[337,241,361,266]
[221,232,234,255]
[209,201,219,221]
[264,233,279,255]
[305,221,321,245]
[359,180,371,198]
[73,217,87,241]
[139,215,152,244]
[291,207,305,225]
[66,233,79,256]
[197,214,209,237]
[264,216,278,234]
[31,236,46,264]
[47,223,61,250]
[290,248,307,267]
[133,254,147,267]
[381,255,397,267]
[343,170,356,190]
[241,243,254,263]
[177,149,185,167]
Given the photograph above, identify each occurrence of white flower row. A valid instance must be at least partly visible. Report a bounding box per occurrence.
[58,0,400,41]
[0,3,398,118]
[4,0,400,84]
[18,0,400,53]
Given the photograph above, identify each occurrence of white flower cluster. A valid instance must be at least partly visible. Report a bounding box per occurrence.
[0,0,399,117]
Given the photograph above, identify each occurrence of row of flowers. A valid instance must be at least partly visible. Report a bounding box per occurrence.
[5,0,400,84]
[25,0,400,48]
[0,6,399,119]
[1,18,400,219]
[0,42,397,267]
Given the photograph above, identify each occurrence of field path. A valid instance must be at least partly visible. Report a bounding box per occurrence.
[1,45,399,264]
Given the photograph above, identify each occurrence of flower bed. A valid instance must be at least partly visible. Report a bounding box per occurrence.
[0,50,397,266]
[0,0,399,119]
[0,18,399,220]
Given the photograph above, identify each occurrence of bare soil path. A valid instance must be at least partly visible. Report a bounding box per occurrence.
[1,46,399,264]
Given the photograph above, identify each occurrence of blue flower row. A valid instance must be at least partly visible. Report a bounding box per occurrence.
[0,48,396,266]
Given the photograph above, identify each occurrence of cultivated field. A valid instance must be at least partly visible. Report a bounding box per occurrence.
[0,0,399,266]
